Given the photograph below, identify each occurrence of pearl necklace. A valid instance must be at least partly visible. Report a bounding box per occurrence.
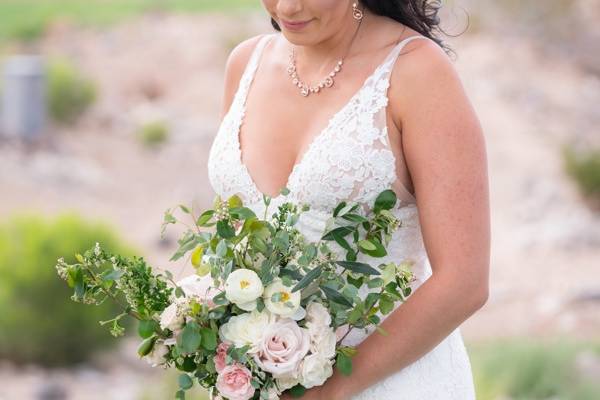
[287,18,363,97]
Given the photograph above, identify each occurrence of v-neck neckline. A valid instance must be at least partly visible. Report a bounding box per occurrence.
[233,33,410,202]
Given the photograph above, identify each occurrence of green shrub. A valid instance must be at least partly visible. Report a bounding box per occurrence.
[136,120,169,148]
[563,144,600,198]
[0,212,137,367]
[469,336,600,400]
[47,58,97,125]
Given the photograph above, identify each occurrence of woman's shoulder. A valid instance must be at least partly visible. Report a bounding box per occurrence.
[219,33,274,119]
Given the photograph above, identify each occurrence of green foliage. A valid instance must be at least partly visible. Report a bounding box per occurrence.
[470,337,600,400]
[47,58,97,125]
[0,212,136,367]
[137,121,169,148]
[563,144,600,199]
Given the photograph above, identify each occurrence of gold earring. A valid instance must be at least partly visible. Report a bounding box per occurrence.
[352,2,364,20]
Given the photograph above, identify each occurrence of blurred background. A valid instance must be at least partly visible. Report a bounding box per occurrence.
[0,1,599,399]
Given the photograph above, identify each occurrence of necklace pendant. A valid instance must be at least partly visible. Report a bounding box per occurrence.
[324,76,334,88]
[300,85,310,97]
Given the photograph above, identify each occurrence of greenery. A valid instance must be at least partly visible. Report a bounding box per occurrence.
[0,212,137,367]
[470,336,600,400]
[137,120,169,148]
[563,144,600,200]
[47,58,97,125]
[56,188,414,398]
[0,0,259,44]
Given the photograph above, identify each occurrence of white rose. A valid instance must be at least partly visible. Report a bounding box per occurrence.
[305,302,332,327]
[159,302,184,332]
[144,339,170,367]
[306,323,337,359]
[219,310,275,353]
[225,269,264,311]
[264,279,302,318]
[254,318,310,378]
[299,353,334,389]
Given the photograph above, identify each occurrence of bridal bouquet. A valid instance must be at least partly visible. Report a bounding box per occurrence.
[56,188,415,400]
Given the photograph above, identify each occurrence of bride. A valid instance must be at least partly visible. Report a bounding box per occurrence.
[207,1,490,399]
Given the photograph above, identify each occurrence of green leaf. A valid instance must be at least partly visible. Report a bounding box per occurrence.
[367,277,384,288]
[175,390,185,400]
[289,384,307,397]
[179,205,191,214]
[230,207,256,220]
[321,226,354,241]
[280,187,291,196]
[137,336,156,357]
[336,352,353,376]
[359,238,387,258]
[292,266,322,292]
[341,213,368,223]
[321,285,353,307]
[227,194,243,208]
[178,373,193,390]
[357,239,376,251]
[196,210,214,226]
[335,261,380,276]
[216,239,228,257]
[179,323,202,353]
[379,295,394,315]
[138,320,159,339]
[200,328,217,351]
[374,189,397,213]
[216,220,235,239]
[333,201,347,217]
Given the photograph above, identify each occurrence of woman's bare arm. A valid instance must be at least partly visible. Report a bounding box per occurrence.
[319,38,491,400]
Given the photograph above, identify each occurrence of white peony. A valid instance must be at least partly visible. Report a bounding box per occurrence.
[219,310,275,353]
[306,323,337,359]
[263,279,302,318]
[305,301,332,327]
[225,269,264,311]
[144,339,170,367]
[299,353,334,389]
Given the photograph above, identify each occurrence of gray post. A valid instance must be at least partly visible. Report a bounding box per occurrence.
[1,55,46,141]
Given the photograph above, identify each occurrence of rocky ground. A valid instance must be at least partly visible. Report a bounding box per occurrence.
[0,8,598,400]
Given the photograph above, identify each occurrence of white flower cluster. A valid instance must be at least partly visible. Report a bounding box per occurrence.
[218,301,336,393]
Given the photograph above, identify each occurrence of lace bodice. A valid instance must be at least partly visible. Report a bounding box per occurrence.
[207,33,476,399]
[208,31,434,321]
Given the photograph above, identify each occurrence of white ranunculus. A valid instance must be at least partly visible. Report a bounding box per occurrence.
[306,322,337,359]
[264,279,301,318]
[159,302,184,332]
[299,353,334,389]
[225,269,264,310]
[254,318,310,378]
[219,310,275,353]
[305,301,332,327]
[144,339,170,367]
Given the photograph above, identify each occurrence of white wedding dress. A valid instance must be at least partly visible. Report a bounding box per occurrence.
[207,32,476,399]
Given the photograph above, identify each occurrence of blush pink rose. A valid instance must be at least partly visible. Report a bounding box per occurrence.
[216,363,255,400]
[253,318,310,378]
[214,342,230,373]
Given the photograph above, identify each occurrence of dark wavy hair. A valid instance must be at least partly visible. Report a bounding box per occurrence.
[270,0,462,58]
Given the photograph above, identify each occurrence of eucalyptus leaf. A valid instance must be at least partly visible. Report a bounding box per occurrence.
[335,261,380,276]
[292,266,322,292]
